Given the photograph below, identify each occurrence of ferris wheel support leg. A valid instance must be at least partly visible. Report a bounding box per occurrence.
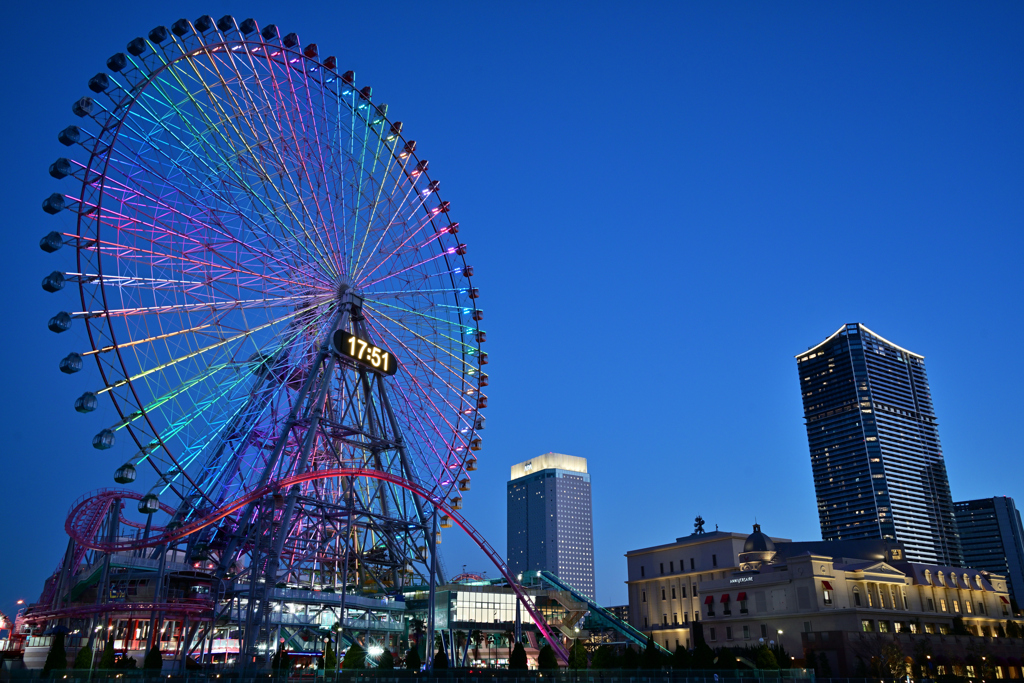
[215,305,348,581]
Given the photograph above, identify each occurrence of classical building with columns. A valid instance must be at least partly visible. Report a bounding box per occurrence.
[626,525,1024,676]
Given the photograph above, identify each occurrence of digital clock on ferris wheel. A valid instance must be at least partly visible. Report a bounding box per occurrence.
[332,330,400,376]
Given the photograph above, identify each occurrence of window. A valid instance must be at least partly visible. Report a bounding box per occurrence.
[712,554,718,567]
[940,599,947,612]
[684,612,689,623]
[661,588,666,600]
[670,561,674,573]
[706,603,715,617]
[804,621,812,633]
[939,624,950,635]
[853,588,862,606]
[726,626,733,640]
[924,623,935,634]
[978,601,986,615]
[642,590,646,603]
[743,625,750,640]
[927,598,934,611]
[861,619,874,632]
[760,624,767,638]
[878,620,890,633]
[709,627,716,642]
[690,558,695,571]
[902,588,908,610]
[739,599,748,613]
[673,613,678,625]
[682,585,687,598]
[641,566,645,577]
[663,614,668,625]
[644,617,648,627]
[672,587,677,599]
[867,587,873,607]
[953,600,960,613]
[965,601,973,614]
[823,589,833,605]
[660,563,664,575]
[693,585,698,597]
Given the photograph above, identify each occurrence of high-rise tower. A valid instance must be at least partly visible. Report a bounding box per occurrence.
[795,323,963,565]
[955,497,1024,604]
[507,453,595,598]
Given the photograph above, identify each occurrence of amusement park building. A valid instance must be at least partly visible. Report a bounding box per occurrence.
[507,454,595,599]
[796,323,963,566]
[626,526,1023,677]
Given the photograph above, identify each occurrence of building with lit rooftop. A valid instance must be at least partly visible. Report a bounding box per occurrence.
[507,453,595,599]
[796,323,963,566]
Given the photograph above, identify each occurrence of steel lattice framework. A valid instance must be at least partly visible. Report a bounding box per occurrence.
[26,14,568,666]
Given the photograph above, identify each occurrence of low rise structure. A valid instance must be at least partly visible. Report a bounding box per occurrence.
[627,525,1024,676]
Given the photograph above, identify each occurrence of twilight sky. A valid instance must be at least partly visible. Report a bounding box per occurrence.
[0,1,1021,612]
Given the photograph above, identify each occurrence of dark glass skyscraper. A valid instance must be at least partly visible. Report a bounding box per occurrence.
[507,453,595,598]
[954,497,1024,604]
[796,323,963,565]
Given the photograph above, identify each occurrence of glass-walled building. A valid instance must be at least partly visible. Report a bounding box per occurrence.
[795,323,963,566]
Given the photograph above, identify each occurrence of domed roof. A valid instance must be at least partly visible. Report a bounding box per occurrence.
[744,523,775,553]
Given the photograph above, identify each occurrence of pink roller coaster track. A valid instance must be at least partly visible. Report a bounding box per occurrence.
[64,469,569,661]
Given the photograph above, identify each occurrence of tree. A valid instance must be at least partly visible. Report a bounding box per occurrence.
[818,653,832,677]
[804,651,818,673]
[144,644,163,671]
[271,646,291,672]
[592,645,617,670]
[952,616,970,636]
[378,649,395,670]
[432,648,449,670]
[880,642,907,679]
[569,639,588,670]
[692,642,715,669]
[42,632,68,675]
[538,644,559,670]
[769,641,790,668]
[641,636,662,669]
[342,643,366,670]
[1007,620,1022,638]
[509,642,529,671]
[323,642,337,671]
[621,647,640,669]
[405,646,422,671]
[671,645,692,670]
[99,635,116,669]
[73,645,93,670]
[754,645,779,670]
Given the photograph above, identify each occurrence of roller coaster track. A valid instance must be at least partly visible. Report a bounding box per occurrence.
[64,468,569,662]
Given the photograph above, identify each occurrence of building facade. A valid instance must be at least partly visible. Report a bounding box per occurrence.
[955,496,1024,605]
[796,323,963,565]
[626,526,1022,677]
[507,453,595,599]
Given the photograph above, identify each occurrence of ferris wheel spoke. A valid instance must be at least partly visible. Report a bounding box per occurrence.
[358,247,464,290]
[98,147,336,284]
[211,41,345,276]
[70,292,328,321]
[351,179,433,283]
[361,312,472,432]
[116,66,336,272]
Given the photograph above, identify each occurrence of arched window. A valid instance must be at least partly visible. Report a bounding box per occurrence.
[976,575,985,590]
[937,572,945,586]
[853,586,862,607]
[923,570,932,585]
[950,574,958,588]
[963,574,971,588]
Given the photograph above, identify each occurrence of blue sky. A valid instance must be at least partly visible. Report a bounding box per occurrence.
[1,1,1021,612]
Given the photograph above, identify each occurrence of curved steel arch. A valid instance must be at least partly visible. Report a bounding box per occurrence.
[67,468,568,661]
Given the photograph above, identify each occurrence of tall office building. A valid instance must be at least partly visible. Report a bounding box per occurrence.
[507,453,595,598]
[955,497,1024,604]
[795,323,963,566]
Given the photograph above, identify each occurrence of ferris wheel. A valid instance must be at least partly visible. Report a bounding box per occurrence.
[40,15,489,598]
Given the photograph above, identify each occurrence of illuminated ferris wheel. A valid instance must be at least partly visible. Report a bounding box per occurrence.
[40,14,489,607]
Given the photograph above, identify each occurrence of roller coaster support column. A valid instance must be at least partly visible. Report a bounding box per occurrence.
[426,508,438,671]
